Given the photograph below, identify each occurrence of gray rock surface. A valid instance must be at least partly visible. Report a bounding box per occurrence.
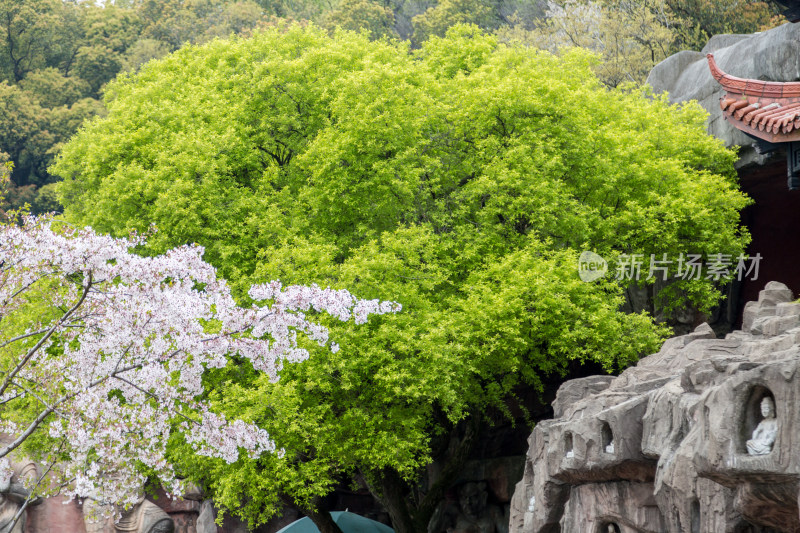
[509,282,800,532]
[196,501,216,533]
[646,23,800,166]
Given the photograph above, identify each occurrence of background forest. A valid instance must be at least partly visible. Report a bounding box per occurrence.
[0,0,785,213]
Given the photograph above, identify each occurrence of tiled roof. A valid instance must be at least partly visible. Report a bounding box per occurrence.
[707,53,800,143]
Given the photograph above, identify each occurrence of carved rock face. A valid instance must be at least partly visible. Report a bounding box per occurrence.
[83,497,176,533]
[148,519,174,533]
[509,281,800,533]
[0,443,40,533]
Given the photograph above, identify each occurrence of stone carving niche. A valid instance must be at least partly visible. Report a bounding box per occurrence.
[601,423,614,455]
[564,433,574,459]
[509,281,800,533]
[742,388,777,456]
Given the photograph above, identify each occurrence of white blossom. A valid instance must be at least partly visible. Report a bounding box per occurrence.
[0,215,400,505]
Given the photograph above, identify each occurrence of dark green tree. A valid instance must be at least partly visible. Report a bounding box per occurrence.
[0,0,268,211]
[323,0,399,38]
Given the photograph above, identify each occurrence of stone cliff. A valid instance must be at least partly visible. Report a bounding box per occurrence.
[509,282,800,533]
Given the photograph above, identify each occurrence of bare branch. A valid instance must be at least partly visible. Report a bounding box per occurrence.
[0,328,50,350]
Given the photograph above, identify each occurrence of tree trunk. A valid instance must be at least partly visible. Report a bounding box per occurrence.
[366,414,483,533]
[296,497,344,533]
[412,413,481,530]
[377,468,418,533]
[303,500,345,533]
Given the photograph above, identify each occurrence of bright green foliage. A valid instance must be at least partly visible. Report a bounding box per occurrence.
[53,25,750,529]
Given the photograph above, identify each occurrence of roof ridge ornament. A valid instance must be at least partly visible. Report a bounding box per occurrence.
[707,54,800,190]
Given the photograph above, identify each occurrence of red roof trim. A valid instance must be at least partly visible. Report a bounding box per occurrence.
[707,54,800,98]
[707,54,800,143]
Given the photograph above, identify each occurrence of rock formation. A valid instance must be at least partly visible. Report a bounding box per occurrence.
[509,281,800,532]
[84,497,175,533]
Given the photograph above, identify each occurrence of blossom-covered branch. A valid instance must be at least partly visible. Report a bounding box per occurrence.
[0,216,400,508]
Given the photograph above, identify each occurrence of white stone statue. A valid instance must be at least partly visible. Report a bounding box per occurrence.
[746,397,778,456]
[605,442,615,454]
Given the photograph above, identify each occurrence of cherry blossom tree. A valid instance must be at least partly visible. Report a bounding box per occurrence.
[0,215,399,517]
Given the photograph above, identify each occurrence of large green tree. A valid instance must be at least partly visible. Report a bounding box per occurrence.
[52,24,748,533]
[0,0,783,211]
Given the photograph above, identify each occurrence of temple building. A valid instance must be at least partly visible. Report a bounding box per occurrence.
[646,22,800,326]
[708,53,800,188]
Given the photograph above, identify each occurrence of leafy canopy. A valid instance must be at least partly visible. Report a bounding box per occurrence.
[53,24,750,528]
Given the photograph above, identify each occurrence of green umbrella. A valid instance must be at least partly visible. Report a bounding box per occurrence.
[275,511,394,533]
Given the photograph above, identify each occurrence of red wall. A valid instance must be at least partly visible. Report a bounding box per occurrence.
[737,158,800,322]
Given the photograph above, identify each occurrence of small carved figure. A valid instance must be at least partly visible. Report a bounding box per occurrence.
[605,442,615,454]
[448,482,507,533]
[84,496,174,533]
[746,397,778,456]
[0,446,39,533]
[606,523,620,533]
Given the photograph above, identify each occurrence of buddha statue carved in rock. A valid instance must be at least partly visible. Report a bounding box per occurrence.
[746,397,778,456]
